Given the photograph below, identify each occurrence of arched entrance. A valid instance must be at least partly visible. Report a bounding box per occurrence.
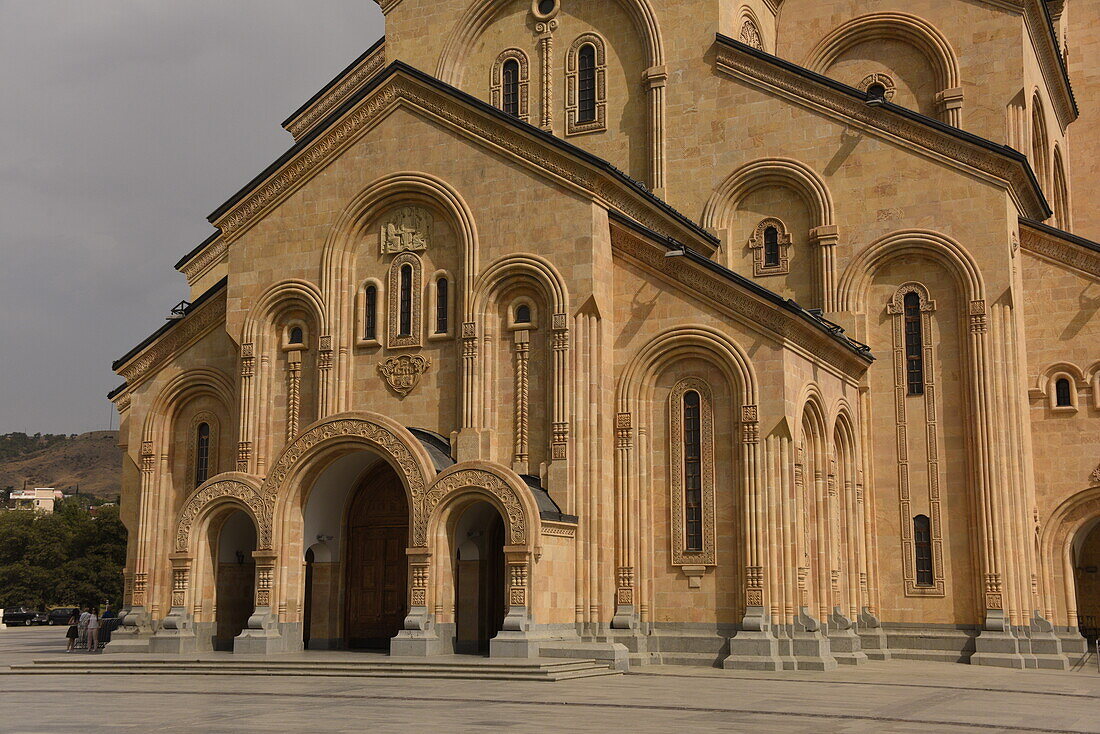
[453,501,507,654]
[1073,519,1100,646]
[344,462,409,649]
[213,510,257,650]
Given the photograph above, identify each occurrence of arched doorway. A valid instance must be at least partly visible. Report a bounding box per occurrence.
[1074,519,1100,646]
[344,463,409,649]
[453,501,507,655]
[213,510,257,651]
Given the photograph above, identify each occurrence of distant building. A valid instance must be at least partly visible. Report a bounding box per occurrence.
[10,488,62,513]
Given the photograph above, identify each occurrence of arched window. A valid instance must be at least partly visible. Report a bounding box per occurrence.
[399,264,413,337]
[502,59,520,117]
[195,422,211,488]
[903,292,924,395]
[682,390,703,553]
[364,285,378,341]
[914,515,933,587]
[578,44,597,123]
[435,278,449,334]
[1055,377,1073,407]
[515,303,532,324]
[288,326,304,346]
[763,226,780,268]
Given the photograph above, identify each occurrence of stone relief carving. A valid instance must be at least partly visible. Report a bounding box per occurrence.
[175,479,273,553]
[381,206,432,254]
[422,468,528,547]
[378,354,431,396]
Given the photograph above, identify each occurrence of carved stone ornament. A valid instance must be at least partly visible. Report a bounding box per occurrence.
[378,354,431,396]
[381,206,432,254]
[739,18,763,51]
[1091,462,1100,485]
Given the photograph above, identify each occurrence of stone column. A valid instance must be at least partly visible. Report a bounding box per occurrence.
[235,550,290,654]
[536,22,556,133]
[491,549,539,658]
[317,335,334,418]
[150,554,197,653]
[237,343,255,472]
[612,411,636,629]
[809,225,839,313]
[286,348,303,441]
[393,548,447,656]
[512,330,530,475]
[644,65,667,195]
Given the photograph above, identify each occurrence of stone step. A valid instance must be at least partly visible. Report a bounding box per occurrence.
[649,632,729,655]
[8,657,621,682]
[654,651,723,668]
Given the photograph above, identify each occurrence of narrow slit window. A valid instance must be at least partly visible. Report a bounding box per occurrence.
[502,59,520,117]
[195,423,211,488]
[763,226,780,268]
[683,390,703,553]
[399,264,413,337]
[914,515,933,586]
[435,278,449,334]
[578,44,597,123]
[1055,378,1073,407]
[364,285,377,340]
[903,292,924,395]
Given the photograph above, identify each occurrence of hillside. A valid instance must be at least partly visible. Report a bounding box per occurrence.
[0,431,122,499]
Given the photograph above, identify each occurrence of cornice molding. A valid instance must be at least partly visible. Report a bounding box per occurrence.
[213,69,712,253]
[373,0,403,13]
[713,38,1050,221]
[1018,0,1076,129]
[1020,224,1100,278]
[284,42,387,141]
[610,222,870,379]
[179,235,227,286]
[116,290,228,389]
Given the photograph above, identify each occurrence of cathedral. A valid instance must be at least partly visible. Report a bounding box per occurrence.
[108,0,1100,670]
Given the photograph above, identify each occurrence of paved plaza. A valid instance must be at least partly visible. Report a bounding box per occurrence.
[1,628,1100,732]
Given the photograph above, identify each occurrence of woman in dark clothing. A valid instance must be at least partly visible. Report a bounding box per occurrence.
[65,610,79,652]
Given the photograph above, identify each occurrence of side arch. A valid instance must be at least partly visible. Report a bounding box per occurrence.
[837,229,984,312]
[174,473,270,554]
[142,367,236,445]
[1040,486,1100,627]
[803,13,960,93]
[423,462,542,550]
[701,157,835,232]
[471,252,569,320]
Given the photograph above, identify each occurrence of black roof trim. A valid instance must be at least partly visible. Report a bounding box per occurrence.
[282,36,386,129]
[1020,218,1100,255]
[208,60,718,248]
[715,34,1051,219]
[407,427,455,472]
[174,229,222,272]
[112,277,228,372]
[1037,0,1078,117]
[609,210,873,361]
[519,474,578,524]
[107,382,128,400]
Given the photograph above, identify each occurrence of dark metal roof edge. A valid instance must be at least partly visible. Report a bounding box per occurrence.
[111,277,228,372]
[174,229,222,272]
[714,34,1052,219]
[209,61,718,248]
[609,211,873,362]
[1037,0,1078,118]
[281,36,387,129]
[540,511,580,524]
[107,382,128,400]
[1020,218,1100,255]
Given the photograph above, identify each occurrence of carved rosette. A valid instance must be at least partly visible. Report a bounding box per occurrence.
[378,354,431,396]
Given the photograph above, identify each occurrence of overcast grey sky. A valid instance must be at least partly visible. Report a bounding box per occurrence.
[0,1,385,434]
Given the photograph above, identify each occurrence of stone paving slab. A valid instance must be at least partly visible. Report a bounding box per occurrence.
[3,627,1100,733]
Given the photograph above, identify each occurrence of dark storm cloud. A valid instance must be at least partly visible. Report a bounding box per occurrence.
[0,1,383,433]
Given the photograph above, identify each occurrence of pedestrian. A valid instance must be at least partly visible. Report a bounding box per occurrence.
[100,605,116,646]
[65,610,79,652]
[78,608,91,650]
[86,607,100,653]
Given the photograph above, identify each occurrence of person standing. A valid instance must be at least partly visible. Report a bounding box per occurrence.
[86,607,100,653]
[65,610,79,652]
[78,608,90,650]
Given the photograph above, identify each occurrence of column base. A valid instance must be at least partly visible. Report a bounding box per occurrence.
[786,632,839,671]
[391,623,453,657]
[828,607,867,665]
[611,604,637,630]
[105,606,153,653]
[149,609,198,654]
[723,631,783,671]
[972,630,1027,669]
[490,630,542,659]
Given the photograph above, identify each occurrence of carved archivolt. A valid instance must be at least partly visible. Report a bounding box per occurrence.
[175,476,271,553]
[423,467,530,547]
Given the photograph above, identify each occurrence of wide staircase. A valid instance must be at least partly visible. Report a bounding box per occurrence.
[7,654,621,682]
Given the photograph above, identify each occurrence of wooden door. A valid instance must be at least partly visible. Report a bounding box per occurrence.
[345,466,409,649]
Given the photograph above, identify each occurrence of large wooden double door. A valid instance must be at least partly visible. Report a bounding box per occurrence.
[344,465,409,649]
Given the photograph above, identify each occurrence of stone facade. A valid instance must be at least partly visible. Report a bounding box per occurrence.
[109,0,1099,670]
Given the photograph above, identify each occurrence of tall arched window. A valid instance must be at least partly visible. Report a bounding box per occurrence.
[578,44,597,123]
[914,515,933,586]
[195,422,211,488]
[364,285,378,341]
[763,226,780,268]
[904,291,924,395]
[435,278,449,334]
[502,59,520,117]
[1055,377,1073,407]
[682,390,703,553]
[399,264,413,337]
